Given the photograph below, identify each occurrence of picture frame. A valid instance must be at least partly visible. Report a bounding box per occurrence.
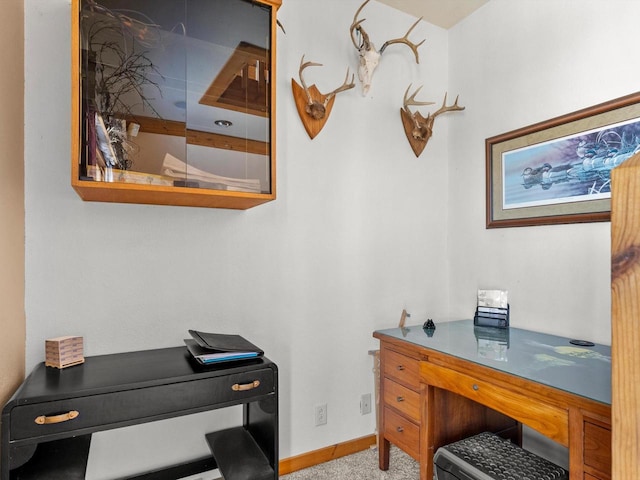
[485,91,640,228]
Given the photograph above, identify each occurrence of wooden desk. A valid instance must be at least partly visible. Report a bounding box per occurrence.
[1,347,278,480]
[374,321,611,480]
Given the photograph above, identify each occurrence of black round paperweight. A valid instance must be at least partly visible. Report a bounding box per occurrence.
[569,339,595,347]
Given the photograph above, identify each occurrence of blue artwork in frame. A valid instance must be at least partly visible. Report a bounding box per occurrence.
[486,92,640,228]
[502,118,640,210]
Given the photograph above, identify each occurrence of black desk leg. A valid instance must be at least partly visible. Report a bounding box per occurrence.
[244,395,279,477]
[9,434,92,480]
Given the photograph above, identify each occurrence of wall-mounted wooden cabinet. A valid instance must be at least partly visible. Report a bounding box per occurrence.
[71,0,281,209]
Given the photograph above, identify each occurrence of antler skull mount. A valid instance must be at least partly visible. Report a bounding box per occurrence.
[402,85,435,142]
[291,55,355,139]
[298,56,355,120]
[350,0,425,96]
[400,84,465,157]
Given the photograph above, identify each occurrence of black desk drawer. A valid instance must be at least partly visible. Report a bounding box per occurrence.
[10,368,274,441]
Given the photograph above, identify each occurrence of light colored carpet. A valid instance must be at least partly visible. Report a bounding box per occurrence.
[280,446,420,480]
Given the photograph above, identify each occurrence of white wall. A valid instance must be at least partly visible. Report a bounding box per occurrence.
[448,0,640,345]
[23,0,635,474]
[446,0,640,464]
[24,0,449,472]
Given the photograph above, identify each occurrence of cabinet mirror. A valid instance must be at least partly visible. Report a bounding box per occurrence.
[71,0,281,209]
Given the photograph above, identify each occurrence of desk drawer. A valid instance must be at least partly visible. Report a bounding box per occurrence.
[584,420,611,476]
[10,368,274,441]
[383,406,419,460]
[383,378,420,422]
[383,349,420,388]
[421,361,569,447]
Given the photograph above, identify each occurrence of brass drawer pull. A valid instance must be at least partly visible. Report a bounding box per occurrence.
[232,380,261,391]
[34,410,79,425]
[396,396,405,402]
[396,426,404,433]
[396,365,405,371]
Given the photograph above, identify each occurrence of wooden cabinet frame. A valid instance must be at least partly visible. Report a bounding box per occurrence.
[70,0,281,209]
[611,151,640,479]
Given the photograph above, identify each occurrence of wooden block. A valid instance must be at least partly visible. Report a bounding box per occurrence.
[45,336,84,369]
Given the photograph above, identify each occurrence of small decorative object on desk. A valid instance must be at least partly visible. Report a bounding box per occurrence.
[474,289,509,328]
[423,319,436,337]
[45,336,84,368]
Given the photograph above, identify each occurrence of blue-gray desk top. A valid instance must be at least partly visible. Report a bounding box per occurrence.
[375,320,611,405]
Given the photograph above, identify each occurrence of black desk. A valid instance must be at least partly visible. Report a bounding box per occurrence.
[1,347,278,480]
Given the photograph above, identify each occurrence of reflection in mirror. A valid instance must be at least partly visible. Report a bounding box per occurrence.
[79,0,272,194]
[474,326,509,362]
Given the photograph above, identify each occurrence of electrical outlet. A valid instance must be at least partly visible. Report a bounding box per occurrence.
[315,403,327,426]
[360,393,372,415]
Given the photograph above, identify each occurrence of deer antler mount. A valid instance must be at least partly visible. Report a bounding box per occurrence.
[350,0,425,96]
[400,84,465,157]
[292,55,355,139]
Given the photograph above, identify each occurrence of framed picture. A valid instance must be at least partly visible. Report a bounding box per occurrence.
[485,92,640,228]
